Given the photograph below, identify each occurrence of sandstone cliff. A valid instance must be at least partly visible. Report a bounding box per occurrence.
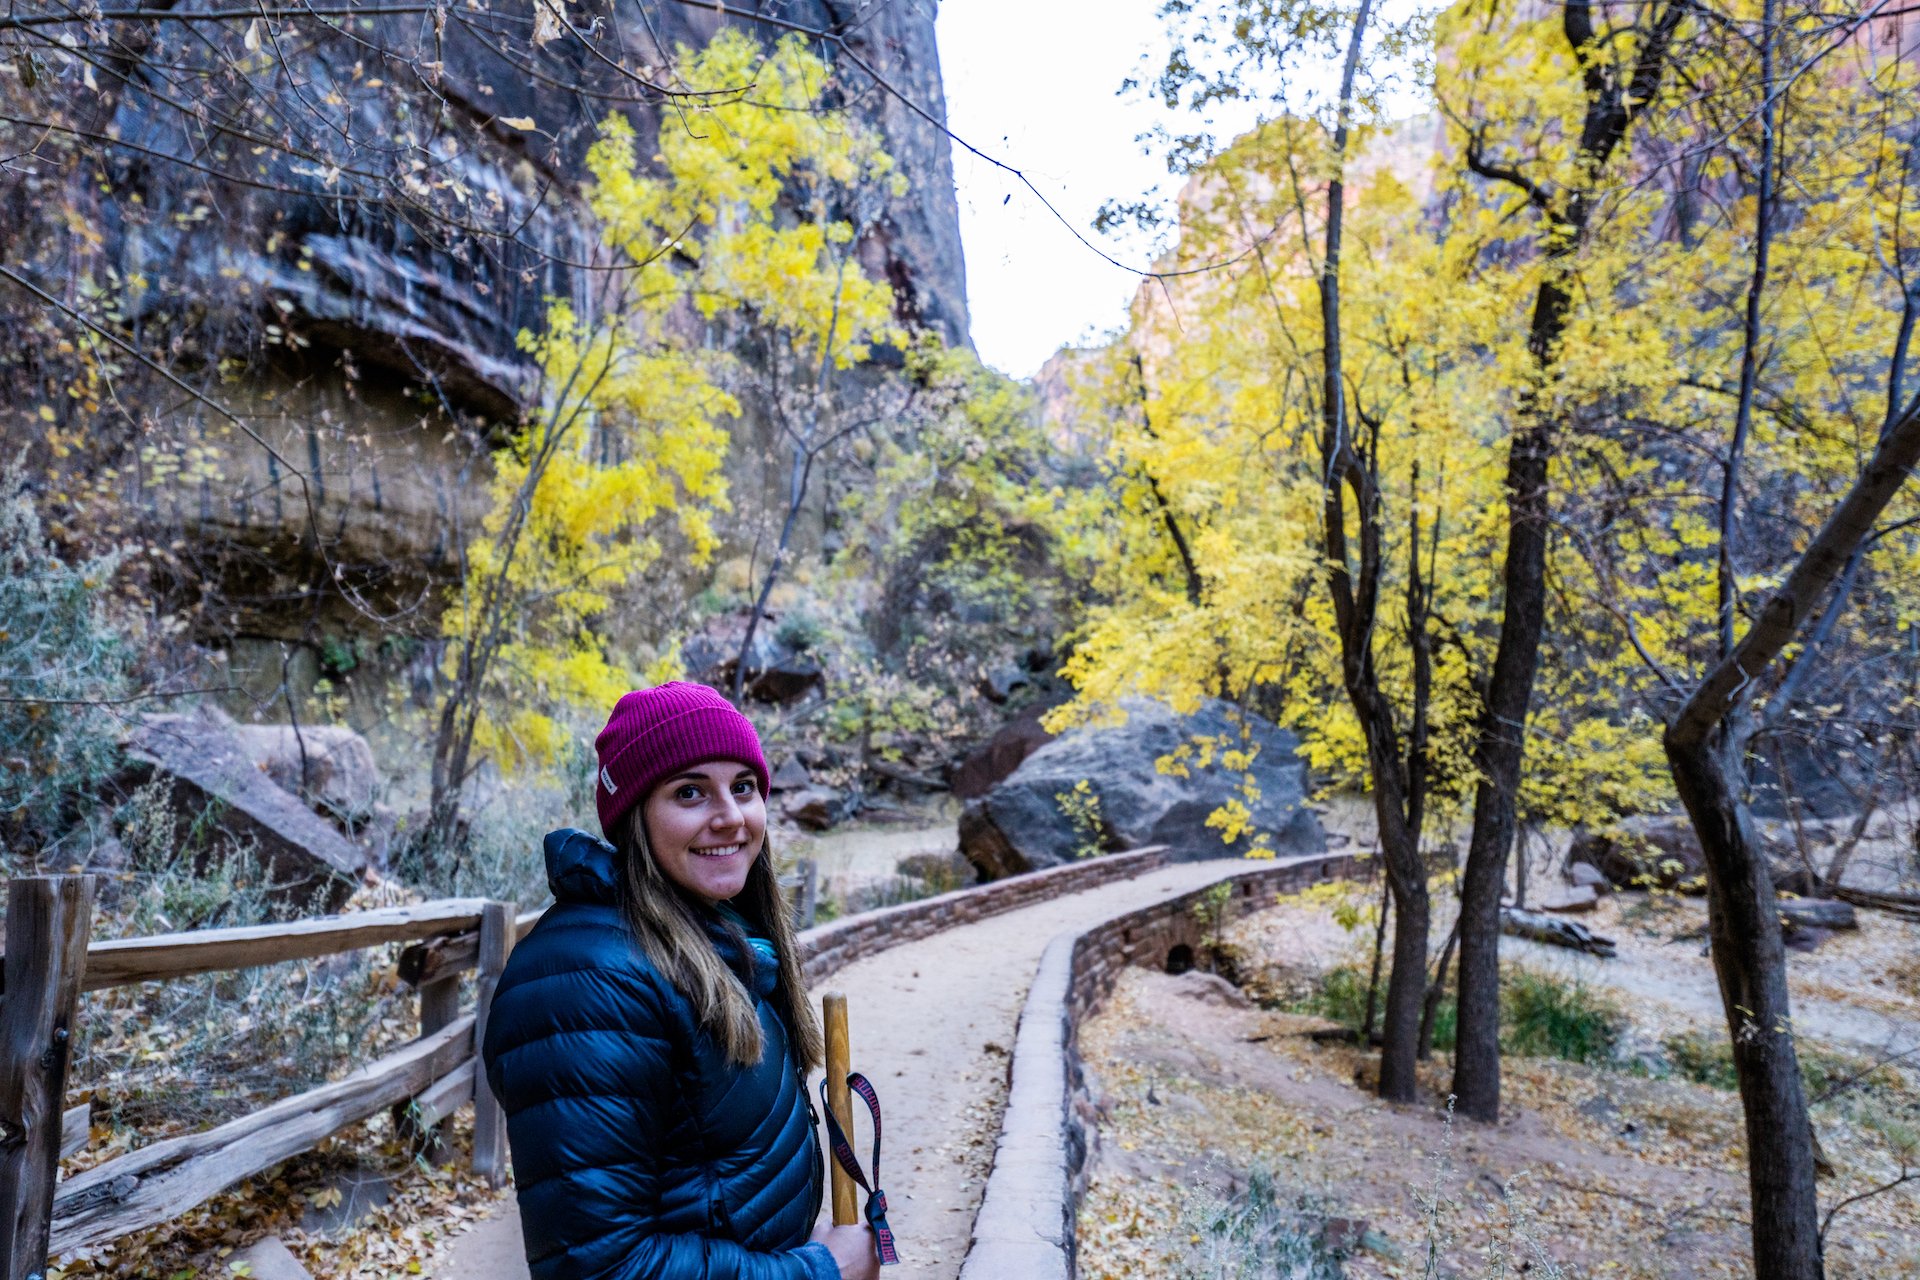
[2,1,968,622]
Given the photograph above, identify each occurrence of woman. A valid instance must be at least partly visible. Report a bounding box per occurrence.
[483,682,879,1280]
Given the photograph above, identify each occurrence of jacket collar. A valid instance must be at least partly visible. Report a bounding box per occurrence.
[545,827,621,904]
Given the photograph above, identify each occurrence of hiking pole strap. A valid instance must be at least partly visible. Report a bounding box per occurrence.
[817,1072,901,1265]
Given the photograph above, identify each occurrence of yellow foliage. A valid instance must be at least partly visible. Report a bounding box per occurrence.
[441,30,904,772]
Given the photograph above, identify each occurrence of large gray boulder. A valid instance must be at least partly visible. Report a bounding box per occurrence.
[958,699,1324,878]
[124,714,367,908]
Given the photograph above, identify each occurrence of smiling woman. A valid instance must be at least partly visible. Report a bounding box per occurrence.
[480,682,881,1280]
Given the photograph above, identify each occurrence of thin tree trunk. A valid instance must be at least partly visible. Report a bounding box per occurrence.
[1451,0,1689,1123]
[1132,352,1205,606]
[734,447,814,704]
[1419,917,1460,1060]
[1361,870,1390,1043]
[1452,277,1566,1123]
[1666,368,1920,1280]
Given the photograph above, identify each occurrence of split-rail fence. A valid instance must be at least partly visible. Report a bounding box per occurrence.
[0,874,540,1280]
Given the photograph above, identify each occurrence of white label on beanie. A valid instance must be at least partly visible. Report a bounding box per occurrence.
[601,765,618,794]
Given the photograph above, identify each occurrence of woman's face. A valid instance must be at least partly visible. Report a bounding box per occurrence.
[640,760,767,904]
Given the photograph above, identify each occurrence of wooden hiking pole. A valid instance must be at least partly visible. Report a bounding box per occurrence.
[821,991,858,1226]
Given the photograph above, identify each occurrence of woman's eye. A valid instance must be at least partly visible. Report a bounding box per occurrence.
[732,780,757,797]
[676,785,703,801]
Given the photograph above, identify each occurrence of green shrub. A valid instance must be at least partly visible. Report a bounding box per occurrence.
[1500,969,1621,1065]
[0,472,137,859]
[775,611,823,653]
[1290,965,1619,1065]
[1180,1165,1347,1280]
[1291,963,1377,1031]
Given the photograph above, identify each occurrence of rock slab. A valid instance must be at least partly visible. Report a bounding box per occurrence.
[958,698,1323,878]
[125,714,365,907]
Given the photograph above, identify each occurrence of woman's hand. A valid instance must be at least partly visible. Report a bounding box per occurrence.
[808,1222,880,1280]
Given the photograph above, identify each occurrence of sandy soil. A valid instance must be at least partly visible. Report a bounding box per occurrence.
[788,813,964,904]
[436,855,1285,1280]
[1077,885,1920,1280]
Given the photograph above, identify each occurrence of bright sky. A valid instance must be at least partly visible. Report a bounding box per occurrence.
[936,0,1246,381]
[934,0,1427,381]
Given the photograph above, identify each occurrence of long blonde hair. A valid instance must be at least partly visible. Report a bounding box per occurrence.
[614,807,822,1071]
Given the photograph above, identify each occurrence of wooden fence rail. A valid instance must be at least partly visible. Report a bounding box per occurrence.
[0,876,526,1280]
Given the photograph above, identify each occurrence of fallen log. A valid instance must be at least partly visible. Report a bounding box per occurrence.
[1500,906,1617,958]
[1833,886,1920,921]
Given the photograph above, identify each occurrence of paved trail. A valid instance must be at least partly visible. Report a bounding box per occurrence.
[437,857,1256,1280]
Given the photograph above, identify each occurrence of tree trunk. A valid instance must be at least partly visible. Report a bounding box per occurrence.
[1451,0,1690,1121]
[1367,742,1428,1102]
[1667,719,1824,1280]
[1378,856,1430,1100]
[1452,281,1565,1123]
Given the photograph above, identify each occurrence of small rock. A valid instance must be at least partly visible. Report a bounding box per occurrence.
[1576,1094,1621,1126]
[781,787,850,832]
[769,756,812,793]
[1540,885,1599,913]
[229,1236,312,1280]
[1568,817,1708,891]
[1567,862,1612,891]
[1784,925,1834,952]
[980,664,1032,704]
[232,723,381,820]
[1165,970,1251,1009]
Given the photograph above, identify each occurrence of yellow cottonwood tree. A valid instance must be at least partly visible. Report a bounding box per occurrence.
[429,30,904,833]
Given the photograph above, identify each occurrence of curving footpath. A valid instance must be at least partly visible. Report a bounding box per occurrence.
[436,853,1344,1279]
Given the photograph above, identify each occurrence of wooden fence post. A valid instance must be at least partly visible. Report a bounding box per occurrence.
[395,975,461,1161]
[1,875,96,1280]
[469,901,513,1186]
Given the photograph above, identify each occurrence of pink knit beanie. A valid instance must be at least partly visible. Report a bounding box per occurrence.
[593,682,771,838]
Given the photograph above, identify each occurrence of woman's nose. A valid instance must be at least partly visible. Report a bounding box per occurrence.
[712,792,744,828]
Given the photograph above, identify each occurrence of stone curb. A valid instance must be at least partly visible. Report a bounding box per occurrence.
[956,852,1359,1279]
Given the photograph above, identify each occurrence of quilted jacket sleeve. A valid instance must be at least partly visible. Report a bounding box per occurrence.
[484,917,840,1280]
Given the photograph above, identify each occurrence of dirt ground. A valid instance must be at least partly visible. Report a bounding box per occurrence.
[1075,882,1920,1280]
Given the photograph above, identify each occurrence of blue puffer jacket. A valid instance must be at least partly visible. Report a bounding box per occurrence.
[482,828,837,1280]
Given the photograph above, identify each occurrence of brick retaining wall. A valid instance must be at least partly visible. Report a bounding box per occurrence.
[797,847,1171,985]
[957,852,1359,1280]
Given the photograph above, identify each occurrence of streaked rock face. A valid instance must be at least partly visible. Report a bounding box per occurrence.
[5,2,968,610]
